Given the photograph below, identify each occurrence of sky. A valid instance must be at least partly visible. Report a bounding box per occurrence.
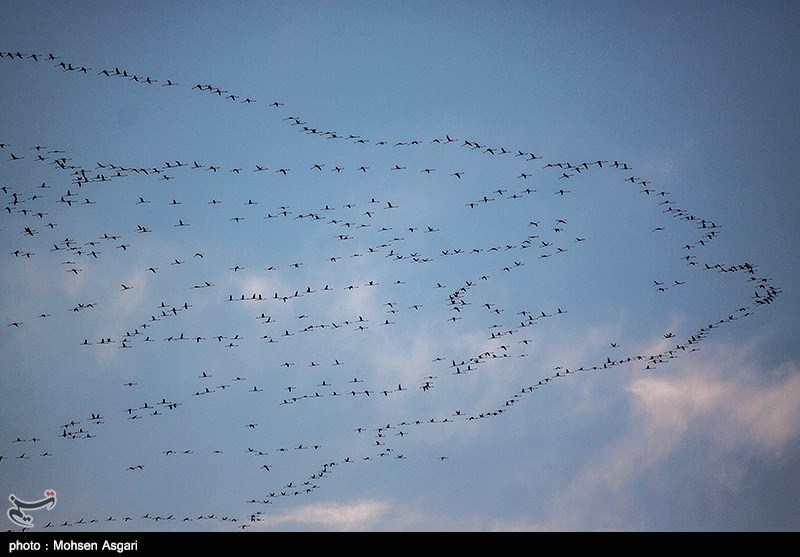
[1,0,799,532]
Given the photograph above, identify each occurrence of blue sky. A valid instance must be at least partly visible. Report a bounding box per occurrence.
[1,1,799,532]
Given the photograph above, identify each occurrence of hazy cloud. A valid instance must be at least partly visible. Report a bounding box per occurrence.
[256,500,390,530]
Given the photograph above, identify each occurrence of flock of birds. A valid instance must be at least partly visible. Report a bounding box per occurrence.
[0,49,782,531]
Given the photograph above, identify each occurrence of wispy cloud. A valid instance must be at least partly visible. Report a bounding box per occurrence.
[629,352,800,457]
[255,500,390,531]
[509,340,800,531]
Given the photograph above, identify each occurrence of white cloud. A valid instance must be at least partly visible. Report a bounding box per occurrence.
[255,500,390,531]
[630,354,800,457]
[508,339,800,531]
